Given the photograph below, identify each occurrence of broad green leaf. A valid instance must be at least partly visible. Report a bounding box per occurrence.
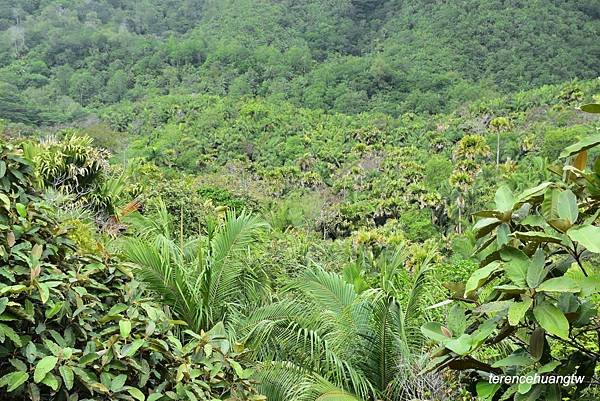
[464,262,500,297]
[475,300,512,314]
[0,297,7,315]
[500,247,528,286]
[447,303,467,336]
[121,339,145,357]
[476,381,501,400]
[120,319,132,338]
[147,393,163,401]
[127,387,146,401]
[516,384,543,400]
[0,371,29,392]
[37,282,50,304]
[536,277,580,293]
[472,210,504,218]
[25,342,37,363]
[581,103,600,113]
[508,298,532,326]
[41,372,59,391]
[567,225,600,253]
[203,343,213,357]
[79,352,100,366]
[34,356,58,383]
[90,382,110,393]
[230,359,253,379]
[445,334,473,355]
[473,217,501,239]
[421,322,452,343]
[516,182,552,205]
[0,194,9,210]
[560,134,600,158]
[527,249,547,288]
[107,303,129,316]
[497,223,510,246]
[15,203,27,218]
[111,374,128,392]
[511,231,563,244]
[0,323,22,346]
[0,284,27,296]
[59,366,74,390]
[493,284,527,294]
[495,185,515,212]
[43,339,62,356]
[8,359,26,372]
[45,302,63,319]
[533,302,569,339]
[538,361,560,374]
[557,190,578,224]
[517,373,536,395]
[541,189,560,220]
[558,293,579,316]
[471,315,502,345]
[520,215,546,227]
[492,354,534,368]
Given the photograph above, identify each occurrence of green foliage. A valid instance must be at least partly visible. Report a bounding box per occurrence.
[123,204,269,333]
[0,142,262,400]
[422,134,600,400]
[23,134,125,218]
[239,251,444,401]
[3,2,600,400]
[1,0,600,124]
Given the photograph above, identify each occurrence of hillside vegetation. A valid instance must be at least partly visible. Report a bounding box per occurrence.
[1,1,600,400]
[1,0,599,124]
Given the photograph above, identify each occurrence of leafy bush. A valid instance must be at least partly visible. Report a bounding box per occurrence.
[421,131,600,400]
[0,142,262,400]
[398,208,437,242]
[23,134,124,218]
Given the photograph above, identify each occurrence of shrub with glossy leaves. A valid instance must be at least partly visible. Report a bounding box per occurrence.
[0,143,263,400]
[421,125,600,400]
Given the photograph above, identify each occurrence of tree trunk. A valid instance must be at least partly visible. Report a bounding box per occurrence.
[457,196,463,234]
[496,132,500,168]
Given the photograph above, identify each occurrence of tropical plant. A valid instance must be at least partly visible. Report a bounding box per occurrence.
[450,134,491,233]
[0,142,262,400]
[237,250,446,401]
[489,116,511,168]
[421,130,600,400]
[23,133,125,218]
[122,201,269,333]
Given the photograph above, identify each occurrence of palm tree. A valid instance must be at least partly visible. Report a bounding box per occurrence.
[234,250,439,401]
[122,201,269,332]
[123,204,442,400]
[489,116,510,168]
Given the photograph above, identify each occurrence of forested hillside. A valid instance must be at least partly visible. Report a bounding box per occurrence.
[1,1,600,400]
[1,0,599,124]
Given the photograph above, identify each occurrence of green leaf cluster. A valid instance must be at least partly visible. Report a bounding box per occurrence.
[421,133,600,400]
[0,143,262,400]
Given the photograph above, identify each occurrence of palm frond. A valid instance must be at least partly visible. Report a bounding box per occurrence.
[256,361,366,401]
[208,210,268,310]
[290,265,357,315]
[293,375,365,401]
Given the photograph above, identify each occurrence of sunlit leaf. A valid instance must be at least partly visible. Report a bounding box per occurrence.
[533,302,569,339]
